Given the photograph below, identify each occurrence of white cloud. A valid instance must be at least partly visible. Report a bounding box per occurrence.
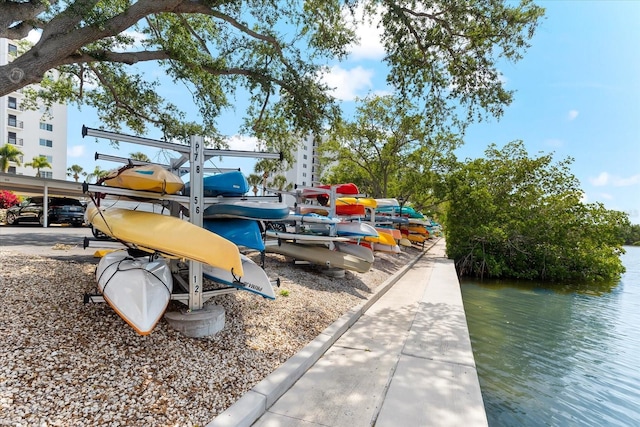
[226,134,260,151]
[321,65,374,101]
[589,172,640,187]
[344,4,386,60]
[67,145,86,158]
[545,138,564,148]
[567,110,579,120]
[26,29,41,44]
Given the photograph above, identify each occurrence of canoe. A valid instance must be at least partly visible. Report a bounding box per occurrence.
[203,200,290,220]
[265,230,351,243]
[96,250,173,335]
[203,254,276,300]
[334,241,375,263]
[335,197,378,209]
[203,218,265,251]
[102,164,184,194]
[266,241,372,273]
[184,170,249,197]
[86,203,244,276]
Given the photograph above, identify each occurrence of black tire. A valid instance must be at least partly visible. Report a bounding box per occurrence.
[6,212,17,225]
[38,214,46,227]
[266,222,286,232]
[91,225,110,240]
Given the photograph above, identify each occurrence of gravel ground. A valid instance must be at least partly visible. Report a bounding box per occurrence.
[0,244,422,426]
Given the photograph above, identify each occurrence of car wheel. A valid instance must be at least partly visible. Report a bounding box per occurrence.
[91,226,109,240]
[6,212,17,225]
[38,213,46,227]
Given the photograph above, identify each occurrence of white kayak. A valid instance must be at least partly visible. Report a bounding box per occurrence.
[96,250,173,335]
[202,254,276,300]
[265,230,351,242]
[334,242,375,263]
[285,212,341,224]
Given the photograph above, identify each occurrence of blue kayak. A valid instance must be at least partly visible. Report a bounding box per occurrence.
[184,171,249,197]
[203,200,290,220]
[203,218,265,251]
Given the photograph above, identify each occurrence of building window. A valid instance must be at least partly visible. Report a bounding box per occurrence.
[303,154,307,160]
[39,138,53,147]
[302,172,307,177]
[39,122,53,131]
[8,44,18,55]
[8,132,17,144]
[8,97,17,109]
[8,114,17,126]
[40,154,53,163]
[302,163,307,168]
[41,171,53,179]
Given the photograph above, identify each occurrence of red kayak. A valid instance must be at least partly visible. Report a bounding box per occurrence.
[303,183,360,199]
[335,204,365,216]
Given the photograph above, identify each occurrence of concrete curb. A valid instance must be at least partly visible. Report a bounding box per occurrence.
[208,239,440,427]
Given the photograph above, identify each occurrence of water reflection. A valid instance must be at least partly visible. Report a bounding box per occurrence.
[461,246,640,426]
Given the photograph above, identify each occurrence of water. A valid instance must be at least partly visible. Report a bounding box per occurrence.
[461,246,640,426]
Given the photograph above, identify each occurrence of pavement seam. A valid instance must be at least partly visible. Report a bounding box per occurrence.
[208,239,441,427]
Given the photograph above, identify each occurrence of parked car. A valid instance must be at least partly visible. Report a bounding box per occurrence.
[5,196,85,227]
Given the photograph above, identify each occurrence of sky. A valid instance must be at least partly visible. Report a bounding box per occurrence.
[58,1,639,223]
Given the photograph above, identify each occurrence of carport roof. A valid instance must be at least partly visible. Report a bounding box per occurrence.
[0,172,85,199]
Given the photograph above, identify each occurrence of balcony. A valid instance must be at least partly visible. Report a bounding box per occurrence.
[8,138,24,146]
[7,119,24,129]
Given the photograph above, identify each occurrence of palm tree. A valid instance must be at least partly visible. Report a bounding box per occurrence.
[129,152,151,162]
[269,174,293,192]
[67,164,86,182]
[0,144,23,173]
[86,166,110,183]
[247,173,263,197]
[25,155,52,177]
[254,159,280,196]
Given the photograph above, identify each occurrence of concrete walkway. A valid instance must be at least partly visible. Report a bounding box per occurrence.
[209,239,487,427]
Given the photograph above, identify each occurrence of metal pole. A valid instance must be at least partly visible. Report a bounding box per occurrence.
[188,136,205,311]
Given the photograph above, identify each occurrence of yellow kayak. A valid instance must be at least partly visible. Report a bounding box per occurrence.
[102,164,184,194]
[364,230,396,246]
[405,233,427,243]
[403,225,429,235]
[86,203,243,276]
[335,197,378,209]
[376,227,402,240]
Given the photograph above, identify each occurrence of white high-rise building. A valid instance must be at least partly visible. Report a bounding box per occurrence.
[284,134,323,188]
[282,134,324,205]
[1,38,68,179]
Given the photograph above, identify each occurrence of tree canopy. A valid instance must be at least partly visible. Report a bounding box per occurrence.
[0,144,23,172]
[24,155,52,177]
[320,94,460,210]
[1,0,544,156]
[436,141,629,282]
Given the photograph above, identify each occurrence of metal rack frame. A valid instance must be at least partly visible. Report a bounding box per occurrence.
[82,126,282,311]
